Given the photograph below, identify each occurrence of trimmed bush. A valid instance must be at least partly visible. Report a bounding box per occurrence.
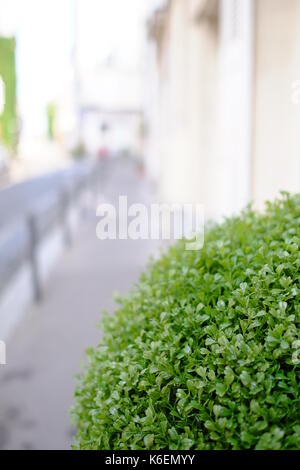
[72,193,300,450]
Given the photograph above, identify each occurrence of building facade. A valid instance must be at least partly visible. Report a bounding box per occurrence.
[144,0,300,218]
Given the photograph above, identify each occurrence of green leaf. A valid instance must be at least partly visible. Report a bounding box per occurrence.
[240,371,251,387]
[144,434,154,448]
[216,383,226,397]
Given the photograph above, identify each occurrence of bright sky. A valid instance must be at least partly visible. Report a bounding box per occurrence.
[0,0,147,135]
[76,0,145,71]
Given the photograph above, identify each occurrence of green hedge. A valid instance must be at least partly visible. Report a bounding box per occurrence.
[71,193,300,450]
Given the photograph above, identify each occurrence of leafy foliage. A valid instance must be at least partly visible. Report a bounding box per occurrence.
[72,193,300,450]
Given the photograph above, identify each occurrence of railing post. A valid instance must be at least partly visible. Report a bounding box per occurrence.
[0,340,6,365]
[27,213,43,302]
[61,189,72,247]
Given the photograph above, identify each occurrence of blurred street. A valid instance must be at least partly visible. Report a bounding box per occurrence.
[0,0,299,453]
[0,157,160,450]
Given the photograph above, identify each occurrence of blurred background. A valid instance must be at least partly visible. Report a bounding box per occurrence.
[0,0,300,449]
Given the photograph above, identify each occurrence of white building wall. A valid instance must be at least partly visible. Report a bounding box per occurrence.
[291,1,300,193]
[145,0,300,217]
[253,0,300,208]
[151,0,219,212]
[158,0,190,205]
[217,0,254,216]
[142,37,161,183]
[186,12,218,213]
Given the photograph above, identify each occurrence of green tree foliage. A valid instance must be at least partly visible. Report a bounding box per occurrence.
[46,102,55,140]
[0,37,17,150]
[72,193,300,450]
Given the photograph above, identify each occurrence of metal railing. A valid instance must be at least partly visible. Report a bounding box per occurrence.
[0,160,102,302]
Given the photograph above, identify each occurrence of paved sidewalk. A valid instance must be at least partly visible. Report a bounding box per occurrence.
[0,158,161,449]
